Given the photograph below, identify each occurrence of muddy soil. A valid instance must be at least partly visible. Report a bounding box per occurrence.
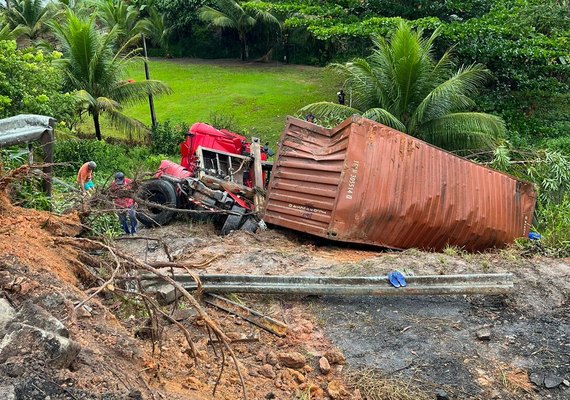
[117,221,570,399]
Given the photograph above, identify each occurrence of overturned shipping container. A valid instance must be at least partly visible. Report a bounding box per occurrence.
[263,116,536,251]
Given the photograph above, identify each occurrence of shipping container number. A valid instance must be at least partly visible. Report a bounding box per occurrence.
[345,161,359,200]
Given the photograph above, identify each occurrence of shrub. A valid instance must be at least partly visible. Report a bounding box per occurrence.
[150,120,187,155]
[54,139,156,178]
[533,197,570,257]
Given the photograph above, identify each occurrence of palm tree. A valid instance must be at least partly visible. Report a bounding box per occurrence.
[51,11,172,141]
[1,0,57,40]
[0,21,26,40]
[93,0,146,49]
[301,22,505,151]
[199,0,280,61]
[141,6,172,57]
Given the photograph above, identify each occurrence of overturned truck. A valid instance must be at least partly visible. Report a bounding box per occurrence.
[137,122,272,234]
[262,116,536,252]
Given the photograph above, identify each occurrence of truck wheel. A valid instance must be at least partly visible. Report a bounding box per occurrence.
[137,179,178,227]
[240,216,259,233]
[220,205,246,235]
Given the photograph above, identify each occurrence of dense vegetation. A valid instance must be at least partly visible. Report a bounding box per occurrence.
[0,0,569,255]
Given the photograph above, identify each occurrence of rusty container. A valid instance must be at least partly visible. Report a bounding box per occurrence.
[262,116,536,251]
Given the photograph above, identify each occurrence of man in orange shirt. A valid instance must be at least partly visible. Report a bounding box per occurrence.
[77,161,96,194]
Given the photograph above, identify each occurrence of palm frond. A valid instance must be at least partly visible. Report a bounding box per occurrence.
[420,112,505,151]
[361,108,407,132]
[199,6,237,29]
[106,108,149,141]
[409,64,491,133]
[299,102,361,121]
[111,80,172,106]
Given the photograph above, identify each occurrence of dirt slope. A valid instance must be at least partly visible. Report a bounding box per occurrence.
[1,193,569,400]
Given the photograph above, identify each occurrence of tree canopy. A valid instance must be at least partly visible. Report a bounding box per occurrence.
[301,22,505,151]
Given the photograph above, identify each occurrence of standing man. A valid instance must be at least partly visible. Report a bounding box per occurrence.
[337,90,345,105]
[77,161,96,194]
[110,172,137,235]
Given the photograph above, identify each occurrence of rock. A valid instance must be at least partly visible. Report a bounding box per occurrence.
[319,357,331,375]
[0,385,16,400]
[563,379,569,387]
[544,375,564,389]
[529,373,544,387]
[75,306,92,319]
[126,390,143,399]
[278,351,306,369]
[16,301,70,338]
[476,328,491,341]
[259,364,276,379]
[0,322,80,369]
[435,389,450,400]
[266,351,279,366]
[170,308,197,322]
[288,368,305,383]
[0,299,16,336]
[324,348,346,365]
[255,350,266,363]
[327,380,349,399]
[248,368,259,377]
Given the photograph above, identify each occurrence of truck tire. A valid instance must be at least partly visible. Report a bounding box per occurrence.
[220,205,246,235]
[137,179,178,227]
[240,216,259,233]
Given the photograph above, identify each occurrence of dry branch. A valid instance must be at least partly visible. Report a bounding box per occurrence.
[56,236,248,400]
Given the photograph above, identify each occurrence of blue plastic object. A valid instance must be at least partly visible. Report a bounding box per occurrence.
[528,232,541,241]
[388,271,407,288]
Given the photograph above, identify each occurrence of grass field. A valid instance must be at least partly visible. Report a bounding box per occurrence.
[82,58,338,146]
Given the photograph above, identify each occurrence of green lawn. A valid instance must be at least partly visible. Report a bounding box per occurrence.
[82,59,338,146]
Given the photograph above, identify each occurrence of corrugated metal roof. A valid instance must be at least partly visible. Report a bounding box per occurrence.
[0,114,55,147]
[263,116,536,251]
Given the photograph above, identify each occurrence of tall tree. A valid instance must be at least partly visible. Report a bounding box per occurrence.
[51,11,172,141]
[93,0,145,48]
[301,22,506,151]
[199,0,279,61]
[1,0,57,40]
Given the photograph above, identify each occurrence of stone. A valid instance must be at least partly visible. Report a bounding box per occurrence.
[435,389,450,400]
[170,308,197,322]
[476,328,491,341]
[0,299,16,336]
[529,373,544,387]
[319,357,331,375]
[259,364,276,379]
[266,351,278,366]
[327,380,348,399]
[278,351,306,369]
[255,350,266,363]
[16,301,69,338]
[324,348,346,365]
[544,375,564,389]
[562,379,569,387]
[0,322,80,369]
[288,368,305,383]
[0,385,16,400]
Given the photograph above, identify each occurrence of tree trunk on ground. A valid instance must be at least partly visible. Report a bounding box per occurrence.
[93,112,102,141]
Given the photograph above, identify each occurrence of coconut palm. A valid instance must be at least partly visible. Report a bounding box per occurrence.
[1,0,57,40]
[93,0,146,48]
[199,0,280,61]
[301,22,505,151]
[50,11,172,141]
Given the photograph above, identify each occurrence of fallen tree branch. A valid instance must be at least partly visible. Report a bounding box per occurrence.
[56,236,248,400]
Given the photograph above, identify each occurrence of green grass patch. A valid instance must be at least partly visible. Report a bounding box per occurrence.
[79,59,338,146]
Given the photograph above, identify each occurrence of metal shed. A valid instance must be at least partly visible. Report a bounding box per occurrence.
[262,116,536,251]
[0,114,56,196]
